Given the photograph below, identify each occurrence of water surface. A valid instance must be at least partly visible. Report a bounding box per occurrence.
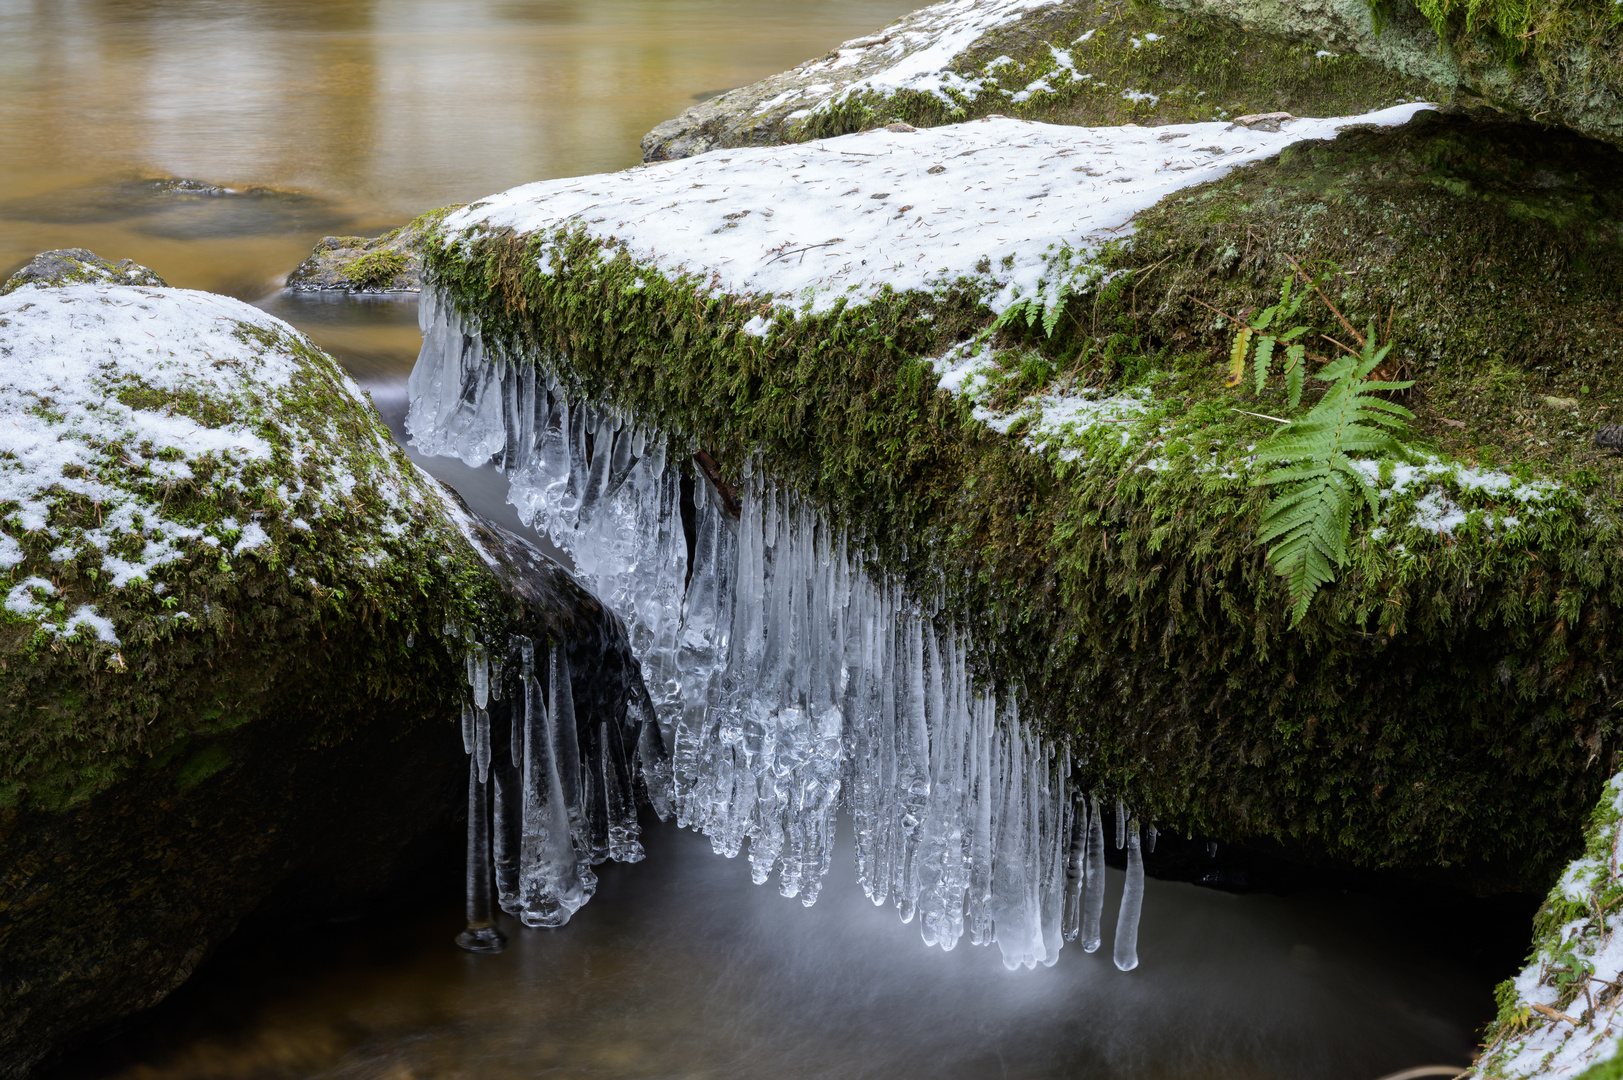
[60,818,1487,1080]
[0,0,918,294]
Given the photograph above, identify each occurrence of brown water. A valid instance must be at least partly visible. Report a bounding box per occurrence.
[6,4,1516,1077]
[0,0,917,296]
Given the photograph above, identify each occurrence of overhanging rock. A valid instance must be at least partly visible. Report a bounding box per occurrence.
[418,104,1622,900]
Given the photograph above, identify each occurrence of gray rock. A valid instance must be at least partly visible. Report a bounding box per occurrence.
[284,206,460,293]
[2,248,166,295]
[641,0,1623,159]
[640,0,1444,162]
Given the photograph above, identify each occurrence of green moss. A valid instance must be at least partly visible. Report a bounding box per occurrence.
[0,304,508,812]
[799,0,1441,141]
[339,250,409,290]
[1575,1046,1623,1080]
[173,745,231,789]
[422,109,1623,887]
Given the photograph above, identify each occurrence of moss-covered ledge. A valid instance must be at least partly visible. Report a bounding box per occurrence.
[427,109,1623,897]
[641,0,1442,161]
[0,251,539,1079]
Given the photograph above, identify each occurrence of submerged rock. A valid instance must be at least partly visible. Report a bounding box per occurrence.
[0,255,646,1078]
[2,248,168,293]
[284,206,460,293]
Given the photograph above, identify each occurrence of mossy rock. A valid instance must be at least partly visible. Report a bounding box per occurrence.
[1162,0,1623,149]
[0,253,611,1078]
[641,0,1444,161]
[284,206,461,293]
[425,106,1623,901]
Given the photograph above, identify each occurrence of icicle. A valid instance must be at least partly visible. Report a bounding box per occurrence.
[461,702,475,755]
[404,306,1165,967]
[517,644,592,928]
[1146,825,1157,854]
[1207,840,1218,858]
[472,645,489,710]
[455,747,507,954]
[1081,792,1106,953]
[1062,794,1086,942]
[1114,820,1144,972]
[475,706,491,783]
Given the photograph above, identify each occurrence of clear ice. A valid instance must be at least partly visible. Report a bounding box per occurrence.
[415,288,1156,970]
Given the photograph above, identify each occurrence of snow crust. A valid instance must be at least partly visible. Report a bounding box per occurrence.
[443,104,1433,320]
[743,0,1068,123]
[1491,773,1623,1079]
[0,283,418,647]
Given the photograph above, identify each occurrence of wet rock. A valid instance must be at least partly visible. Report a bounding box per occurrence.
[285,206,460,293]
[1,248,166,294]
[0,254,631,1078]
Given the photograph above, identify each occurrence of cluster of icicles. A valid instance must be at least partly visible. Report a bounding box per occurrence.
[410,288,1153,971]
[447,626,664,953]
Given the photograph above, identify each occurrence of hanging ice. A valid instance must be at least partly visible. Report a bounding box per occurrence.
[415,287,1154,969]
[1114,819,1144,972]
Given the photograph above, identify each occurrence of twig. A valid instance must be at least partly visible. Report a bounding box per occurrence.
[1531,1001,1580,1025]
[1285,253,1365,346]
[692,450,742,519]
[1321,333,1360,357]
[1232,408,1289,424]
[1188,295,1246,329]
[764,238,844,265]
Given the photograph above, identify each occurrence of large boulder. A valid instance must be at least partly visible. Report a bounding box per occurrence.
[418,100,1623,898]
[0,251,642,1078]
[641,0,1441,160]
[642,0,1623,160]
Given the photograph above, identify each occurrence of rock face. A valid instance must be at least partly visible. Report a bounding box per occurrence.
[641,0,1442,161]
[641,0,1623,161]
[0,254,643,1078]
[1163,0,1623,149]
[284,207,458,293]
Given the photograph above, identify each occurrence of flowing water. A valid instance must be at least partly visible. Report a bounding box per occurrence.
[3,3,1523,1077]
[59,816,1495,1080]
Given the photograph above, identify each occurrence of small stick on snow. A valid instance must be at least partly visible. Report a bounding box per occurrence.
[1531,1002,1580,1025]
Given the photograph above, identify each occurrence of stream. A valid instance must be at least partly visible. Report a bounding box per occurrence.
[2,2,1525,1077]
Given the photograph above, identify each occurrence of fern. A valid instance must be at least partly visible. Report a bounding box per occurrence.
[1228,275,1313,407]
[1252,327,1415,626]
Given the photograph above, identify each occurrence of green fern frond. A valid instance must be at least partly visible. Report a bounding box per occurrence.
[1252,330,1415,627]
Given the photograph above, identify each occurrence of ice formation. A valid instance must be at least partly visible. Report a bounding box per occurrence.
[451,616,662,951]
[415,292,1149,970]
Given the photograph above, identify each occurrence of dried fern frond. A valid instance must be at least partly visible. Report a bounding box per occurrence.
[1253,330,1415,626]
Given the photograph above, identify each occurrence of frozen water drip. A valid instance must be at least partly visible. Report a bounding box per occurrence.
[415,288,1154,970]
